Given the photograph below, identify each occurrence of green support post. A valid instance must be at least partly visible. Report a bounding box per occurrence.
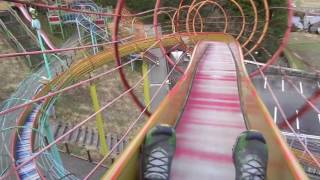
[30,8,51,79]
[36,29,52,79]
[30,8,62,166]
[90,28,99,54]
[43,112,63,165]
[56,0,65,39]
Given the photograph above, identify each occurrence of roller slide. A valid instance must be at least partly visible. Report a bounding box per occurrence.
[105,35,307,180]
[15,103,42,180]
[170,41,246,179]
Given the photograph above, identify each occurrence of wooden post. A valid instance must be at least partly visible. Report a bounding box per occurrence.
[87,150,92,162]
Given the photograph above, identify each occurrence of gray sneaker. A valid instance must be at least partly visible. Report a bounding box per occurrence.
[142,124,176,180]
[233,130,268,180]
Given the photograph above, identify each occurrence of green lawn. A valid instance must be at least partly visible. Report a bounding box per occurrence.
[285,32,320,70]
[283,49,306,70]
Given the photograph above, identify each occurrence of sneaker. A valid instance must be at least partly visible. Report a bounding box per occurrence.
[233,130,268,180]
[143,124,176,180]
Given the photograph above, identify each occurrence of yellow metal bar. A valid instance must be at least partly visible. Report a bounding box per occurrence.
[90,84,109,155]
[142,61,151,111]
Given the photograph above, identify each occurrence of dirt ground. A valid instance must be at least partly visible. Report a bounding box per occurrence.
[0,27,146,161]
[0,34,30,103]
[52,58,147,160]
[53,58,146,138]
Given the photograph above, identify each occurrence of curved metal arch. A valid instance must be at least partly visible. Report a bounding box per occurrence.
[190,0,228,33]
[186,0,246,41]
[241,0,258,48]
[172,5,200,33]
[182,0,228,33]
[226,0,246,40]
[245,0,270,55]
[157,10,175,34]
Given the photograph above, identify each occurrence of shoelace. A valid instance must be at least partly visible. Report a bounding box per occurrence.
[144,147,169,180]
[241,158,266,180]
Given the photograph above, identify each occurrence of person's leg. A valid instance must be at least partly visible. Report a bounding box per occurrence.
[142,124,176,180]
[233,130,268,180]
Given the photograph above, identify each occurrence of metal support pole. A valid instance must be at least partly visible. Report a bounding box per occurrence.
[131,60,134,71]
[89,84,109,155]
[89,28,108,155]
[76,20,82,45]
[30,9,63,171]
[37,30,51,79]
[48,13,54,34]
[56,0,65,39]
[58,21,65,40]
[142,62,151,111]
[90,28,98,54]
[43,116,63,165]
[32,19,52,79]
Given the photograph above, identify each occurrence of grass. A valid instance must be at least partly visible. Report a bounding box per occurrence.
[285,32,320,70]
[283,49,306,70]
